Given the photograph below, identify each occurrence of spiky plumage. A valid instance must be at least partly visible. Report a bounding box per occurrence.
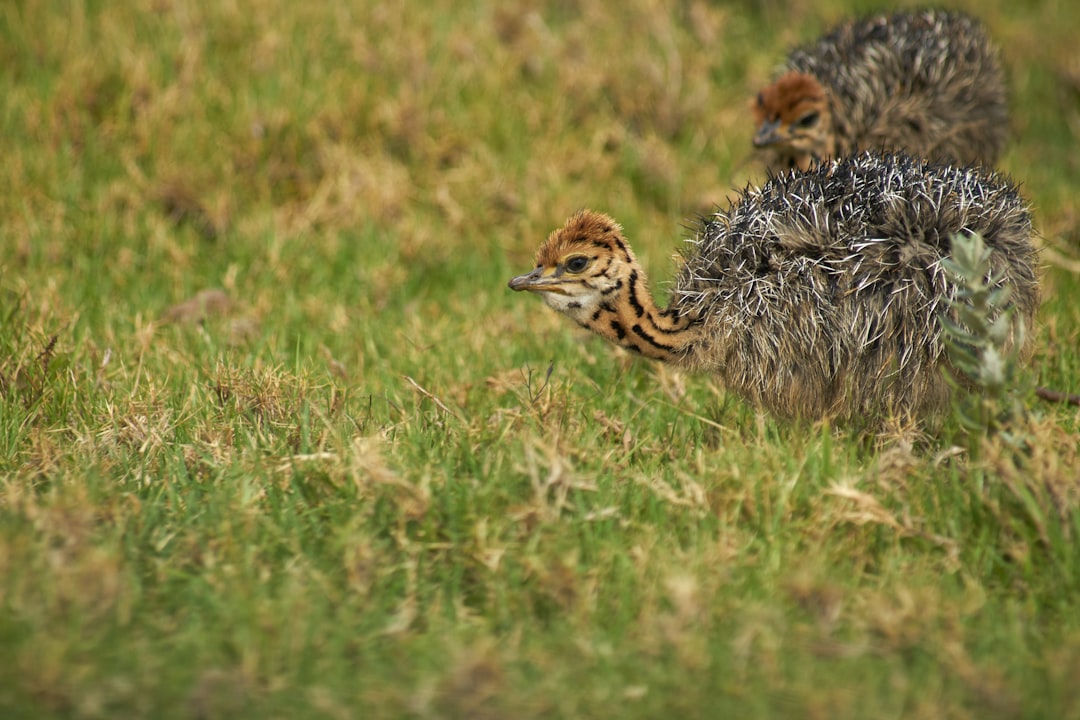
[509,152,1038,422]
[752,9,1008,172]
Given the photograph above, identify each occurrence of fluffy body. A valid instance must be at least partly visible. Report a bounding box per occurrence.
[753,9,1008,172]
[509,152,1038,422]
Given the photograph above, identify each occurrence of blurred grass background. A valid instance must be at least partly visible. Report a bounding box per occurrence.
[1,0,1079,717]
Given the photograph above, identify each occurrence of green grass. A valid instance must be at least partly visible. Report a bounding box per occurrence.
[2,0,1080,717]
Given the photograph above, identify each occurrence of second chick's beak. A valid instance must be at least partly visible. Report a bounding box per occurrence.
[753,118,784,147]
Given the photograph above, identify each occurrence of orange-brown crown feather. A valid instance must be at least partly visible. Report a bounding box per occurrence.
[534,210,628,267]
[753,71,827,124]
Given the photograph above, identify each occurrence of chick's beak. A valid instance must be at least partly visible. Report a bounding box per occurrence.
[509,266,565,294]
[753,118,783,147]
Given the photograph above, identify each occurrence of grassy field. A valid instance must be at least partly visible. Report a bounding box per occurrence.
[2,0,1079,717]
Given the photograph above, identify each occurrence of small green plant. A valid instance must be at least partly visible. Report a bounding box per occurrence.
[940,232,1032,445]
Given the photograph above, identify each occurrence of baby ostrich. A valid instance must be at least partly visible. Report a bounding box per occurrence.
[508,152,1038,422]
[752,9,1008,172]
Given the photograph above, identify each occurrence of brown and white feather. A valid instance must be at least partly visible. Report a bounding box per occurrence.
[752,10,1008,172]
[509,152,1038,422]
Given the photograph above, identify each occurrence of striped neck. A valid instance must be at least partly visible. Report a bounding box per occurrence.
[511,210,705,364]
[581,268,700,361]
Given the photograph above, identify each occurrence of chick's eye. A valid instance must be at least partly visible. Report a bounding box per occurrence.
[565,256,589,273]
[796,111,820,128]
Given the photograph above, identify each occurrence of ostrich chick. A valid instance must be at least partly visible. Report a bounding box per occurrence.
[752,9,1008,172]
[508,152,1037,422]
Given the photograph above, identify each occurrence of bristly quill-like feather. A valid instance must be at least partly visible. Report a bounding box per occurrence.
[509,151,1038,422]
[752,9,1008,172]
